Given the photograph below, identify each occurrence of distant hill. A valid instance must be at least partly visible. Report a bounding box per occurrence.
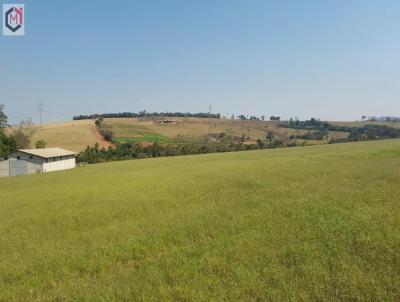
[31,117,400,153]
[100,117,351,145]
[31,120,111,153]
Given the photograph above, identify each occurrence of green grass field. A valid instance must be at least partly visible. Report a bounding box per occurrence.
[1,140,400,301]
[112,131,170,144]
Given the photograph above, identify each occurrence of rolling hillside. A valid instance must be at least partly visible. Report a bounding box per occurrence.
[30,117,301,151]
[1,140,399,301]
[102,117,353,143]
[103,117,291,143]
[30,118,400,153]
[32,117,357,152]
[31,120,112,153]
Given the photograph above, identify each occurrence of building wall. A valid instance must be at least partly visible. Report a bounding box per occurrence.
[42,156,75,172]
[0,152,76,177]
[0,151,44,178]
[0,158,10,177]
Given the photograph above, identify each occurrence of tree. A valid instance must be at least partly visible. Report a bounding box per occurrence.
[0,131,9,155]
[266,131,274,141]
[100,129,113,141]
[8,130,30,150]
[0,107,37,154]
[35,140,47,149]
[95,118,102,128]
[0,104,8,131]
[0,105,10,155]
[8,118,36,150]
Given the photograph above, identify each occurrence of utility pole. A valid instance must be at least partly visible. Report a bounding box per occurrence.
[37,102,44,128]
[208,105,212,140]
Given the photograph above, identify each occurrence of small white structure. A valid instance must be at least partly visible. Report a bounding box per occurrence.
[0,148,75,177]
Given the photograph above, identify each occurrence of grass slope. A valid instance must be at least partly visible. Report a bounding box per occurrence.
[103,117,305,143]
[112,131,170,144]
[31,120,107,153]
[1,140,400,301]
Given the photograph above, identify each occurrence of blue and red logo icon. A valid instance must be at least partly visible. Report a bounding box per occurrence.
[3,4,25,36]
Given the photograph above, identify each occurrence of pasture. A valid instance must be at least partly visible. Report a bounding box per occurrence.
[103,117,346,145]
[31,120,110,152]
[104,117,298,141]
[30,118,400,152]
[0,139,399,301]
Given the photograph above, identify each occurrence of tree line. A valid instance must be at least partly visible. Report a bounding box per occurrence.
[95,117,113,142]
[281,118,400,142]
[362,115,400,122]
[73,111,221,120]
[76,138,289,164]
[73,111,285,121]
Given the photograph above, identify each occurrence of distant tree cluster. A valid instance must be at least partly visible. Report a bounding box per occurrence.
[381,117,400,122]
[235,115,261,120]
[294,130,328,141]
[281,118,400,142]
[77,139,290,164]
[282,118,330,130]
[74,111,285,121]
[345,125,400,141]
[362,115,400,122]
[0,105,36,155]
[73,111,221,120]
[270,116,281,121]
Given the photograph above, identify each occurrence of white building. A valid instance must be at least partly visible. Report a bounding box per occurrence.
[0,148,76,177]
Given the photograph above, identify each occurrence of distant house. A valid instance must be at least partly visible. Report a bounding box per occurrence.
[0,148,76,178]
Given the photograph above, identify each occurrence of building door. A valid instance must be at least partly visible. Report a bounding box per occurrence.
[9,159,28,176]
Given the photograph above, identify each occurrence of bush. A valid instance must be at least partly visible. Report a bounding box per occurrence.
[35,140,47,149]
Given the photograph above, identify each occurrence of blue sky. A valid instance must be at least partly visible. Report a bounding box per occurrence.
[1,0,399,123]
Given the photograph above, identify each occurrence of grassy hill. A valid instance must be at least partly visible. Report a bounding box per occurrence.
[31,117,300,152]
[31,120,112,153]
[102,117,354,147]
[31,118,400,153]
[1,140,399,301]
[103,117,277,142]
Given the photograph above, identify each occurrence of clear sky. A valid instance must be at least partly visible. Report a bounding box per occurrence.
[1,0,399,123]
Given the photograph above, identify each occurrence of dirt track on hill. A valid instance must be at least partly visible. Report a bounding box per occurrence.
[91,126,113,149]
